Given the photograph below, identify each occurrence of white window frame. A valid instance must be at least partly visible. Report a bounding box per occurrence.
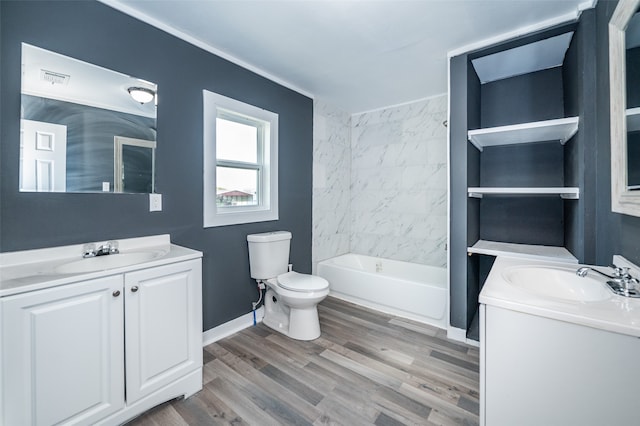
[203,90,278,227]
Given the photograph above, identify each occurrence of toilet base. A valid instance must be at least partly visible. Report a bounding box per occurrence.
[262,288,324,341]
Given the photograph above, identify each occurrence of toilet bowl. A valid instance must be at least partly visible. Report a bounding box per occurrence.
[263,271,329,340]
[247,231,330,341]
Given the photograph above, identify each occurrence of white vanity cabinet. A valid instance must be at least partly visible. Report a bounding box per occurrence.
[479,256,640,426]
[123,260,202,405]
[0,237,202,426]
[1,275,125,425]
[481,304,640,426]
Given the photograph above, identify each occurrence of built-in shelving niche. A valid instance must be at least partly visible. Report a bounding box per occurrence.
[460,25,584,341]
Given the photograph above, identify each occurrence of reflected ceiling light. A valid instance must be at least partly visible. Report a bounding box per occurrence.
[127,87,155,104]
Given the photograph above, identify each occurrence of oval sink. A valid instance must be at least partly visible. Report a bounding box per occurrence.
[55,251,163,274]
[503,266,612,302]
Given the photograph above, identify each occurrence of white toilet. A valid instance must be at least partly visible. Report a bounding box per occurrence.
[247,231,329,341]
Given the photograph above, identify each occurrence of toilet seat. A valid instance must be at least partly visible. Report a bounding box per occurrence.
[277,271,329,292]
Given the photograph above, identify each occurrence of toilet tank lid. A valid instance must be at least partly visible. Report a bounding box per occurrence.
[247,231,292,243]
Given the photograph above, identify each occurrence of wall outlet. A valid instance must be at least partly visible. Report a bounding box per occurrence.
[149,193,162,212]
[102,182,110,192]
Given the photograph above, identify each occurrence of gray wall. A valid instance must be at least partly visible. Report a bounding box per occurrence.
[0,1,313,331]
[449,54,471,330]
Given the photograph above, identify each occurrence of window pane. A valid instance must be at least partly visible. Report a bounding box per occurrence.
[216,166,258,207]
[216,117,258,163]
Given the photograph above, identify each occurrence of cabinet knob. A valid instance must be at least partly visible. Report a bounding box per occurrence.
[112,290,121,297]
[131,286,139,293]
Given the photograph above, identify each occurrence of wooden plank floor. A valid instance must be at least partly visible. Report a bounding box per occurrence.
[126,297,479,426]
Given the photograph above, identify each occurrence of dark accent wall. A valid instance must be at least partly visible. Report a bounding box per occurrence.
[466,63,482,331]
[480,68,565,128]
[0,1,314,331]
[565,8,598,264]
[449,54,471,330]
[480,198,565,246]
[476,132,567,309]
[481,142,564,187]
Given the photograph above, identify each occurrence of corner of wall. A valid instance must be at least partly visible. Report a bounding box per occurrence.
[312,100,352,269]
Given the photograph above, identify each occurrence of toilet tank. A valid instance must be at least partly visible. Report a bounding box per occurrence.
[247,231,291,279]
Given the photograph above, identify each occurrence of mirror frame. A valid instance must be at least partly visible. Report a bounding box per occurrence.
[611,0,640,216]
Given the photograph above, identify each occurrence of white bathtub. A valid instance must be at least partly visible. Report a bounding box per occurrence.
[317,253,447,329]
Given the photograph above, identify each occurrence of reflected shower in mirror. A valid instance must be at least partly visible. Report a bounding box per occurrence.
[20,43,157,193]
[627,10,640,189]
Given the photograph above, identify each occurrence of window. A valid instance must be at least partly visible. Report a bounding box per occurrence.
[203,90,278,227]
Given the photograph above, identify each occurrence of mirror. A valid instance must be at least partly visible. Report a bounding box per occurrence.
[627,11,640,189]
[611,0,640,216]
[20,43,157,193]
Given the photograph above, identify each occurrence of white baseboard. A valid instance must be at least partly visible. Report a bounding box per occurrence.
[447,326,467,342]
[447,326,480,347]
[202,307,264,347]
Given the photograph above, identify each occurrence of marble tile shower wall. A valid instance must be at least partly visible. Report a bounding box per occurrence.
[312,100,351,273]
[350,95,448,267]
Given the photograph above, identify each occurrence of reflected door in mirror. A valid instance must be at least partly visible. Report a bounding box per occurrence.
[20,119,67,192]
[114,137,156,193]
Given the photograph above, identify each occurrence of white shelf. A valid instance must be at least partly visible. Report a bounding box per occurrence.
[468,117,579,151]
[467,240,578,263]
[627,107,640,132]
[468,187,579,199]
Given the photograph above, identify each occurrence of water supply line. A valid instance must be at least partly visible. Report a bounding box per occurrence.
[251,279,266,325]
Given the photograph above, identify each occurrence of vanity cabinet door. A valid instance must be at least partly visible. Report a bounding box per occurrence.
[124,259,202,403]
[1,275,125,426]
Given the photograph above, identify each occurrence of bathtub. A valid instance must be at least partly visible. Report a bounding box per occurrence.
[317,253,447,329]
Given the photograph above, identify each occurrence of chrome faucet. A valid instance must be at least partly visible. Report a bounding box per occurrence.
[576,264,640,297]
[576,266,614,279]
[82,241,119,258]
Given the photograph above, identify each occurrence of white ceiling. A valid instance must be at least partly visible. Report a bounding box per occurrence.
[103,0,595,114]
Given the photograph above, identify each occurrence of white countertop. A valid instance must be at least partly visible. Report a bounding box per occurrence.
[0,235,202,297]
[480,256,640,338]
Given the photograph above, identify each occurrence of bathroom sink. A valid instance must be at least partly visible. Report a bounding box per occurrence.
[55,251,163,274]
[502,266,612,302]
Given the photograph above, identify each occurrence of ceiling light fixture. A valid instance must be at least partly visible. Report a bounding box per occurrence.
[127,87,155,104]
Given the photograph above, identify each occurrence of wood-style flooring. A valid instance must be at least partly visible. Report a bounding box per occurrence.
[127,297,480,426]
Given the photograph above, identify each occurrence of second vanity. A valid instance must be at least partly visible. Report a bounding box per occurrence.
[0,234,203,425]
[479,255,640,426]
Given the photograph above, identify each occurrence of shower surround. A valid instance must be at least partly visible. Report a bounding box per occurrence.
[313,95,448,271]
